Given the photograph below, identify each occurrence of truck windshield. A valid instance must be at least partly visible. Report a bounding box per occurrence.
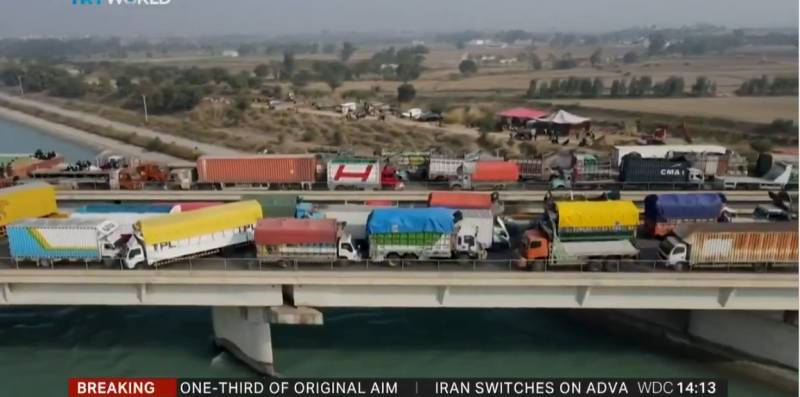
[128,249,141,259]
[658,238,675,254]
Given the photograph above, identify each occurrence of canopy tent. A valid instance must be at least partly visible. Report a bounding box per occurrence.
[534,109,591,125]
[497,107,549,121]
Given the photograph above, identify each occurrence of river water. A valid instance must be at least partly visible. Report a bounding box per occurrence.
[0,117,792,397]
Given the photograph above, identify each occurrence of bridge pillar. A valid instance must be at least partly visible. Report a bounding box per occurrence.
[212,306,323,376]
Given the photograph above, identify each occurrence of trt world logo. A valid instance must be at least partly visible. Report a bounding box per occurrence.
[72,0,172,5]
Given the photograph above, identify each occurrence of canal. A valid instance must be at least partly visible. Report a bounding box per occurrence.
[0,116,792,397]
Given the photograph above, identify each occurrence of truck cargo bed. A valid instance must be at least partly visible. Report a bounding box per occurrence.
[561,240,639,258]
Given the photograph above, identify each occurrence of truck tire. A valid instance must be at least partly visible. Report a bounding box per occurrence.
[531,260,545,272]
[673,262,688,272]
[752,263,767,273]
[587,260,602,272]
[451,184,463,191]
[402,254,418,266]
[603,259,621,272]
[386,254,401,267]
[277,259,292,269]
[39,259,52,268]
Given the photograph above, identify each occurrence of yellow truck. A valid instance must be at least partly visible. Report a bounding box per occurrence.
[122,200,263,269]
[0,182,58,236]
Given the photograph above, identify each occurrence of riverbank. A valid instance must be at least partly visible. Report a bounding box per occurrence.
[0,106,183,163]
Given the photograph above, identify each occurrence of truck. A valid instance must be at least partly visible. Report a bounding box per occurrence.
[428,191,497,210]
[658,222,798,271]
[77,203,175,214]
[517,201,640,271]
[254,218,361,267]
[122,200,263,269]
[0,182,58,236]
[619,155,705,187]
[69,211,167,240]
[612,145,727,167]
[319,204,388,242]
[7,218,121,267]
[196,155,318,190]
[644,193,733,238]
[427,192,510,247]
[366,208,488,265]
[449,161,520,191]
[326,158,404,190]
[717,161,793,190]
[459,209,511,249]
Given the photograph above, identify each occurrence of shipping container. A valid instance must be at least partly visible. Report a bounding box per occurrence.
[644,193,729,237]
[171,202,223,213]
[659,222,798,270]
[326,158,382,190]
[7,218,120,264]
[619,156,698,184]
[254,218,361,263]
[196,155,317,188]
[0,182,58,232]
[77,203,175,214]
[554,201,639,240]
[7,154,65,178]
[612,145,727,166]
[470,161,520,182]
[428,192,493,210]
[123,200,263,268]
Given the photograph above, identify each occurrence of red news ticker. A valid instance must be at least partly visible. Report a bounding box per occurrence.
[69,378,177,397]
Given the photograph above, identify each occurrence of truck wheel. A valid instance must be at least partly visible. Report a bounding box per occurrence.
[39,259,52,268]
[673,262,687,272]
[587,261,602,272]
[603,259,621,272]
[402,254,418,266]
[531,260,545,272]
[752,263,767,273]
[386,254,401,267]
[451,185,463,191]
[277,259,291,269]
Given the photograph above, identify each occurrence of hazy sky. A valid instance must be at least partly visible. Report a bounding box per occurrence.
[1,0,797,38]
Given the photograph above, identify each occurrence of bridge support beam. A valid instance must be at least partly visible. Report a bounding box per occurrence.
[211,306,323,375]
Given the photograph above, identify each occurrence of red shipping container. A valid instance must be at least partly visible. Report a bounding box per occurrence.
[428,192,493,209]
[255,218,338,245]
[174,202,223,212]
[364,200,396,206]
[9,155,65,178]
[472,161,519,182]
[196,155,317,184]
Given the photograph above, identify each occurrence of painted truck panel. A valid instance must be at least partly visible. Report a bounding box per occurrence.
[77,203,174,214]
[70,212,163,237]
[675,222,798,264]
[428,192,493,210]
[555,201,639,230]
[0,182,58,229]
[327,159,381,189]
[196,155,317,185]
[470,161,520,182]
[429,158,471,180]
[255,218,338,245]
[7,218,114,259]
[136,200,263,245]
[514,159,544,180]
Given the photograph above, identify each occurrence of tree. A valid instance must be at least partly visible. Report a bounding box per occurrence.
[528,53,542,70]
[458,59,478,76]
[49,76,88,98]
[622,51,639,64]
[397,83,416,102]
[553,53,577,69]
[115,75,133,97]
[691,76,713,97]
[237,43,258,57]
[610,79,625,97]
[589,48,603,67]
[591,78,604,97]
[318,62,348,92]
[396,62,421,82]
[526,79,538,98]
[322,43,336,54]
[340,42,357,62]
[254,64,270,78]
[281,50,296,80]
[291,70,312,89]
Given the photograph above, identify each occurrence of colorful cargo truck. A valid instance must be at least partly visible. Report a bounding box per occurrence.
[0,182,58,236]
[8,218,121,267]
[366,208,487,265]
[644,193,733,238]
[122,200,263,269]
[326,158,404,190]
[658,222,798,271]
[518,201,640,271]
[254,218,361,266]
[449,161,520,191]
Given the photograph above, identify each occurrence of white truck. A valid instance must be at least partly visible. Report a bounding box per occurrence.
[459,210,511,248]
[326,158,404,190]
[122,201,263,269]
[7,218,121,267]
[254,218,361,266]
[320,205,389,242]
[718,162,793,190]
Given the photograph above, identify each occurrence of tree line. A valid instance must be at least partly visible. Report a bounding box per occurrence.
[735,75,798,96]
[526,75,716,99]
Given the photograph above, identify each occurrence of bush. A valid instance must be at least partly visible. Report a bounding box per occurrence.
[302,130,320,142]
[145,137,164,151]
[750,139,773,153]
[397,83,416,102]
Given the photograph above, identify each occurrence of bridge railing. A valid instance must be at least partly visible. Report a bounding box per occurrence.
[0,256,794,274]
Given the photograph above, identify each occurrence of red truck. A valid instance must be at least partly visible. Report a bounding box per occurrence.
[196,155,318,189]
[449,161,519,190]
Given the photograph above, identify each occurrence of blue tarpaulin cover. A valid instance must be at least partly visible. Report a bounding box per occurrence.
[77,203,174,214]
[367,208,455,234]
[644,193,726,221]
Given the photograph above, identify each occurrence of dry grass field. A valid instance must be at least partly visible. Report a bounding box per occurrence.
[549,96,798,124]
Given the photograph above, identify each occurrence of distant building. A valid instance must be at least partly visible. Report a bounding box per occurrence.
[221,50,240,58]
[380,63,399,71]
[411,40,425,46]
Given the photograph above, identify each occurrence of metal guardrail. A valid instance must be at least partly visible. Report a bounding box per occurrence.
[0,257,795,274]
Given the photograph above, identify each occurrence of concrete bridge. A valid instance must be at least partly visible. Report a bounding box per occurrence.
[0,268,796,375]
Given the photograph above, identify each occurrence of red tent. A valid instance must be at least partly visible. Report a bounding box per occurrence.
[497,107,549,121]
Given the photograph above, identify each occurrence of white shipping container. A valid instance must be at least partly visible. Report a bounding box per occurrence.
[321,205,386,241]
[327,160,381,190]
[458,210,495,249]
[613,145,728,166]
[429,158,473,180]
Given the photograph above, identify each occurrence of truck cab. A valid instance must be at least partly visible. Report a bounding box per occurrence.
[657,236,688,270]
[380,166,405,190]
[337,233,362,261]
[518,228,551,269]
[122,235,146,269]
[493,217,511,248]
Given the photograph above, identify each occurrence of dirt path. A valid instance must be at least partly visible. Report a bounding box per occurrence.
[0,92,244,156]
[296,107,481,139]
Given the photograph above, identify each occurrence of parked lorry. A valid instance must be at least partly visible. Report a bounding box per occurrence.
[427,193,510,247]
[77,203,175,214]
[7,218,121,267]
[428,191,498,210]
[196,155,318,190]
[619,155,705,187]
[0,182,58,236]
[459,209,511,249]
[612,145,727,166]
[644,193,733,238]
[518,201,640,271]
[254,218,361,266]
[449,161,520,190]
[658,222,798,271]
[718,162,793,190]
[122,200,263,269]
[320,205,388,242]
[326,158,404,190]
[366,208,488,265]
